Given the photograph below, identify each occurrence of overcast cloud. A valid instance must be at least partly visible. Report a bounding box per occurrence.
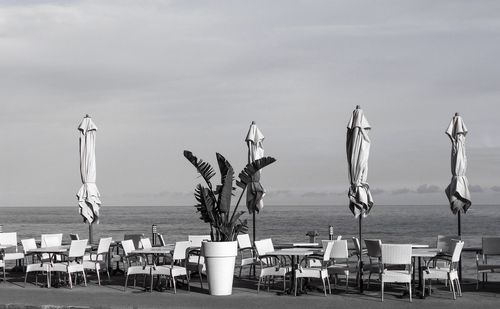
[1,0,500,207]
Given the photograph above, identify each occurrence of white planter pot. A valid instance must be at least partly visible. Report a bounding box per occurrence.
[202,241,238,296]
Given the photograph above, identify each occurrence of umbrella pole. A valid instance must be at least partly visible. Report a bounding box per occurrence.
[89,224,93,245]
[458,212,462,282]
[359,215,364,293]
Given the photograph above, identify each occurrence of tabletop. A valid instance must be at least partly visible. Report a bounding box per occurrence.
[270,249,314,256]
[132,246,174,255]
[412,248,441,257]
[28,246,69,253]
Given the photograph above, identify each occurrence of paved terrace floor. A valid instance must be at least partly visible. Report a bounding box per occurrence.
[0,270,499,309]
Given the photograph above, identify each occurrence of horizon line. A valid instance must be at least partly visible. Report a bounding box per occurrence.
[0,204,498,207]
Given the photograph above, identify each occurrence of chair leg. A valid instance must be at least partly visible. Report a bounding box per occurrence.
[322,277,327,296]
[327,275,331,294]
[476,271,480,290]
[422,277,426,297]
[97,268,101,286]
[381,281,384,302]
[83,271,87,287]
[450,275,456,300]
[124,274,129,291]
[456,278,462,297]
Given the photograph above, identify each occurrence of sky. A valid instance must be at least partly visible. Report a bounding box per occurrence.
[1,0,500,208]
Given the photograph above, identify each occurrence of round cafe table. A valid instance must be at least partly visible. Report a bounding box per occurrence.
[268,248,314,295]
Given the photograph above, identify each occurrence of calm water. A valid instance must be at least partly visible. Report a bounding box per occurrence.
[2,204,499,277]
[2,204,499,245]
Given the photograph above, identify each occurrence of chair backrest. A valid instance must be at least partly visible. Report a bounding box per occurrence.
[0,232,18,246]
[381,244,412,265]
[69,239,88,258]
[172,241,191,261]
[237,234,252,249]
[121,239,135,257]
[437,235,460,254]
[482,237,500,255]
[123,234,144,249]
[21,238,38,254]
[365,239,382,258]
[158,234,166,246]
[254,240,267,257]
[188,235,211,247]
[323,241,335,262]
[331,240,349,260]
[97,237,113,255]
[41,233,63,247]
[450,240,465,263]
[352,237,361,256]
[140,238,152,250]
[70,234,80,240]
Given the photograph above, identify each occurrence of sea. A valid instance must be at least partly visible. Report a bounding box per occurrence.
[1,205,499,278]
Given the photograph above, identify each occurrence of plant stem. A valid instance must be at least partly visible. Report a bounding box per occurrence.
[230,186,247,224]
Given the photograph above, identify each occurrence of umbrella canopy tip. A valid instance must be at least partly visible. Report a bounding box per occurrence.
[85,114,90,118]
[251,120,256,124]
[356,105,360,109]
[455,112,460,116]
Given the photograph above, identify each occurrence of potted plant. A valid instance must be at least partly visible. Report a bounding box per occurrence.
[184,150,276,295]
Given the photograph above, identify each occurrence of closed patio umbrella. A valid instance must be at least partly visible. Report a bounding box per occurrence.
[445,112,471,280]
[245,121,265,244]
[346,105,374,293]
[445,113,471,222]
[77,114,101,244]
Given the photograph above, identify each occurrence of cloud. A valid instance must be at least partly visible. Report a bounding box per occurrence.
[416,184,441,194]
[370,188,385,195]
[491,186,500,192]
[469,185,484,193]
[392,188,412,195]
[301,191,333,198]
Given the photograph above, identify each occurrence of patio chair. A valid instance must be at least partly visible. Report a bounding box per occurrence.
[423,240,464,299]
[122,239,151,291]
[296,240,333,296]
[21,238,50,287]
[364,239,383,288]
[0,232,25,268]
[236,234,257,278]
[380,244,413,302]
[51,239,89,289]
[153,241,190,293]
[254,239,290,293]
[476,237,500,289]
[327,239,357,292]
[186,235,209,287]
[83,237,112,285]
